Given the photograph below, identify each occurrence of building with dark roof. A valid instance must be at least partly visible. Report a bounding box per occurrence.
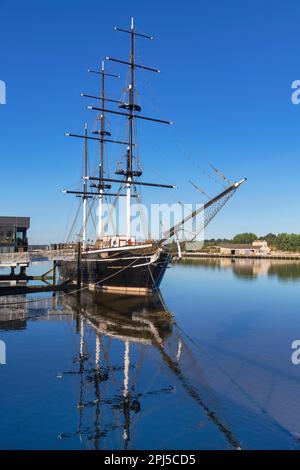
[0,216,30,253]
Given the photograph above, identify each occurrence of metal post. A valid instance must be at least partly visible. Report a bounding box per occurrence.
[53,260,57,286]
[52,260,57,297]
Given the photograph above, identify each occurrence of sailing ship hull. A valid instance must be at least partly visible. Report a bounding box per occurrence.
[58,245,171,294]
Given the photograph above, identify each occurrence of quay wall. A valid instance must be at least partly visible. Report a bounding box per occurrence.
[177,251,300,261]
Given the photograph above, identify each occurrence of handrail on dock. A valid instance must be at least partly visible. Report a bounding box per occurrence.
[0,248,76,267]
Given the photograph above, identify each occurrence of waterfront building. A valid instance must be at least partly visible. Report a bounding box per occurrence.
[0,216,30,253]
[218,240,271,256]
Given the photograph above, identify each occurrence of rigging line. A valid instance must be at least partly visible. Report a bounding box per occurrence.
[103,185,124,234]
[209,163,233,186]
[203,170,227,189]
[189,180,211,200]
[145,265,240,449]
[187,192,235,242]
[139,78,222,183]
[178,201,196,214]
[133,185,150,240]
[146,265,167,309]
[173,322,299,446]
[133,117,141,173]
[66,201,83,243]
[88,199,97,234]
[62,197,78,244]
[136,47,162,115]
[156,339,241,449]
[137,128,177,186]
[104,144,110,179]
[178,227,201,238]
[77,196,97,241]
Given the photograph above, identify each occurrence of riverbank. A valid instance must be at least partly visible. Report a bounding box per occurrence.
[177,251,300,260]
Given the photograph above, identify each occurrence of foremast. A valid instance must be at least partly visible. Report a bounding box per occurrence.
[108,17,173,242]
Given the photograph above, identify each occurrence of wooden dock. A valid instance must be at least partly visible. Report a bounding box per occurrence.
[0,248,75,267]
[0,249,75,296]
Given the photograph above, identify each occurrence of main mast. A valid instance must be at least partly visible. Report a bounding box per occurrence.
[82,122,88,249]
[126,17,135,240]
[86,18,174,244]
[98,61,105,239]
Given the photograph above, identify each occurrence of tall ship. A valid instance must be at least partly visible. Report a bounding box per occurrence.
[58,18,246,294]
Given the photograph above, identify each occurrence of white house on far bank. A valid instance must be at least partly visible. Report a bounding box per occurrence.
[218,240,271,256]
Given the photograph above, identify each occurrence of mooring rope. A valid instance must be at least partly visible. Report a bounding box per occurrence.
[0,256,139,308]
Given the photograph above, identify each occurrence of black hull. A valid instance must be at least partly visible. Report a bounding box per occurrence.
[58,246,170,294]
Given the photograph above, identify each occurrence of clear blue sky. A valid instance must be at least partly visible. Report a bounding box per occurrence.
[1,0,300,243]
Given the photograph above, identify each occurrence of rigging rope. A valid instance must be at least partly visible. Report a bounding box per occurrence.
[0,256,139,308]
[66,200,83,243]
[189,190,236,242]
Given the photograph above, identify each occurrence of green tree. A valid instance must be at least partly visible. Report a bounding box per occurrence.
[261,233,277,242]
[275,233,300,252]
[232,233,257,244]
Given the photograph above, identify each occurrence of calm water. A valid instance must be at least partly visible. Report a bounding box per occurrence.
[0,258,300,450]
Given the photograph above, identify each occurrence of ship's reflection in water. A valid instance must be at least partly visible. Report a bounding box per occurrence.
[1,260,300,449]
[63,292,175,450]
[0,290,242,450]
[179,257,300,281]
[61,292,243,450]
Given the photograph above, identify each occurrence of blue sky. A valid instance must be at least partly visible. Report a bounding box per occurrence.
[1,0,300,243]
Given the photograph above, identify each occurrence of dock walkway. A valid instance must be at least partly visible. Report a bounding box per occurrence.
[0,249,75,268]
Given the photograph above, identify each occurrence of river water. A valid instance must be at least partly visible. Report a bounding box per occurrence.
[0,258,300,450]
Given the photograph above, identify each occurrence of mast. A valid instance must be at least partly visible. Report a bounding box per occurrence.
[126,17,135,240]
[98,61,105,239]
[86,18,174,242]
[82,123,88,249]
[123,340,130,448]
[87,62,120,240]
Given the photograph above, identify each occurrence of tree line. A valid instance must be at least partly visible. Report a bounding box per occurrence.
[205,233,300,252]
